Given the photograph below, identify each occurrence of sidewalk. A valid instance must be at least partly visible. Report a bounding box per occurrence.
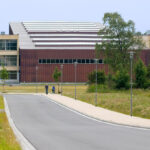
[44,93,150,129]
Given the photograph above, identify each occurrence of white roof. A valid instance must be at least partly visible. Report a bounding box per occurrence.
[10,21,104,50]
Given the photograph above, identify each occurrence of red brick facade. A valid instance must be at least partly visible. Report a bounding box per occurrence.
[20,49,109,82]
[20,49,150,83]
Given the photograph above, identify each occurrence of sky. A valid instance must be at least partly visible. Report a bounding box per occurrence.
[0,0,149,33]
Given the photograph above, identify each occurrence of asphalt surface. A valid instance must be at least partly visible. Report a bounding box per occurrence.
[4,94,150,150]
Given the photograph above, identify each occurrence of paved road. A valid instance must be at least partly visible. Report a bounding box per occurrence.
[5,94,150,150]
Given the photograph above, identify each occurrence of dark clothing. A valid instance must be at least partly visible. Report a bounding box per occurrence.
[52,86,55,93]
[45,85,49,94]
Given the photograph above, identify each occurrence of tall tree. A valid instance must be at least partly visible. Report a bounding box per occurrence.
[52,67,61,93]
[147,64,150,79]
[135,59,147,88]
[96,12,144,72]
[0,65,8,92]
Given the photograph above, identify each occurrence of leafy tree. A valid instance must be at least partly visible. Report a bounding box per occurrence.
[52,67,61,93]
[135,59,147,88]
[147,64,150,79]
[96,12,144,72]
[88,70,106,84]
[0,65,8,92]
[114,67,130,89]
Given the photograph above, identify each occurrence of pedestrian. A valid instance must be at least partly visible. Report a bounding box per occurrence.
[45,85,49,94]
[52,86,55,93]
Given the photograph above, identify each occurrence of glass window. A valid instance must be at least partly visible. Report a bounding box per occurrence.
[60,59,63,63]
[5,56,17,66]
[8,71,17,80]
[91,59,94,63]
[77,59,81,63]
[56,59,59,63]
[82,59,85,63]
[42,59,46,64]
[0,56,5,66]
[99,59,103,64]
[73,59,76,63]
[51,59,55,63]
[86,59,89,63]
[47,59,50,63]
[39,59,42,64]
[64,59,68,63]
[6,40,17,50]
[69,59,72,63]
[0,40,5,50]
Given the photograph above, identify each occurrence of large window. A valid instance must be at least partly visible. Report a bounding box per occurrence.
[0,40,17,50]
[0,56,17,66]
[0,40,5,50]
[39,59,103,64]
[8,71,17,80]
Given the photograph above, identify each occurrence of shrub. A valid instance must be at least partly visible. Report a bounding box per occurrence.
[135,59,147,88]
[87,84,110,93]
[114,68,130,89]
[88,70,106,84]
[147,64,150,79]
[106,73,115,89]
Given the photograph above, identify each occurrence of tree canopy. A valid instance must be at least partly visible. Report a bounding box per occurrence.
[0,65,8,83]
[52,67,61,82]
[96,12,144,72]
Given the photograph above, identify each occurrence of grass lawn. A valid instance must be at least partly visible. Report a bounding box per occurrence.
[1,84,150,119]
[0,96,21,150]
[0,95,4,109]
[61,85,150,119]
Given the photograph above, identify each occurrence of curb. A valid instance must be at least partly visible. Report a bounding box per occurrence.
[4,97,36,150]
[43,94,150,130]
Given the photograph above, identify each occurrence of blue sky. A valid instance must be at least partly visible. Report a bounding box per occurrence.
[1,0,149,33]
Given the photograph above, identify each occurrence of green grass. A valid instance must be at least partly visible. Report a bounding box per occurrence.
[62,85,150,119]
[0,96,4,109]
[1,84,150,119]
[0,96,21,150]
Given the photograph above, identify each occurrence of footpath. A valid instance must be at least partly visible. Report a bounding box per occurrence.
[44,93,150,129]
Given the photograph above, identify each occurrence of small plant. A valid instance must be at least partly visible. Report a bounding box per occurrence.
[52,67,61,93]
[87,84,110,93]
[0,65,8,92]
[88,70,106,84]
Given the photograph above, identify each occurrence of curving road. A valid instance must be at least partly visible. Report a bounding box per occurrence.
[5,94,150,150]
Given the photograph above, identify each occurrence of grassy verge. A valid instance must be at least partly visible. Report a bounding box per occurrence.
[0,95,4,109]
[62,85,150,119]
[0,96,21,150]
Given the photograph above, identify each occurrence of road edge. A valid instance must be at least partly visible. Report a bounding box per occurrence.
[4,97,36,150]
[43,94,150,130]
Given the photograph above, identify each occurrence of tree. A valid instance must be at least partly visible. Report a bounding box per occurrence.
[147,64,150,79]
[52,67,61,93]
[114,67,130,89]
[0,65,8,92]
[88,70,106,84]
[96,12,144,72]
[135,59,147,88]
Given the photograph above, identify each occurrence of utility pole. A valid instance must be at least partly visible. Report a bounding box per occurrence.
[60,64,63,95]
[74,62,78,100]
[94,59,98,106]
[129,51,134,116]
[36,66,38,93]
